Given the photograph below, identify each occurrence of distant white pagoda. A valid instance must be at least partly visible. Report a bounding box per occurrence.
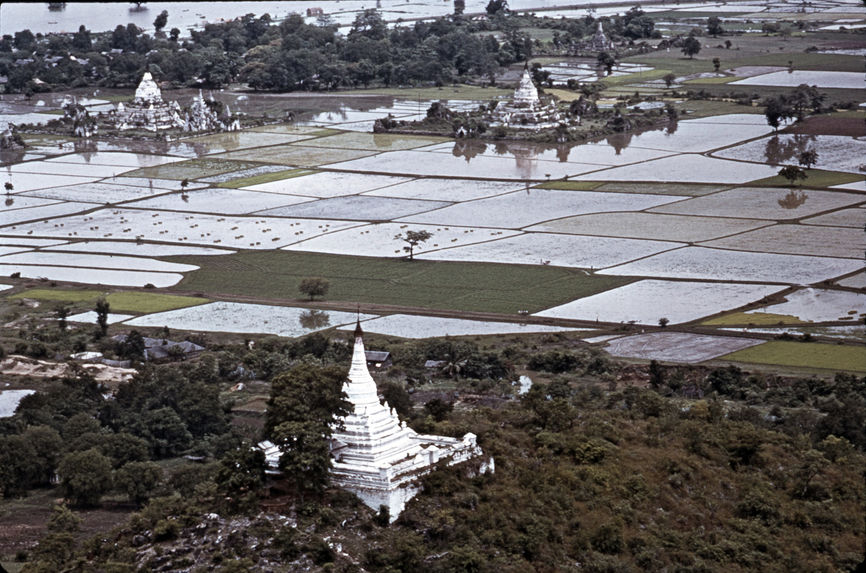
[490,66,561,130]
[328,321,490,521]
[589,21,613,51]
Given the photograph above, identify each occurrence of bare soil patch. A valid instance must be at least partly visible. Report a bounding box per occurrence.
[787,115,866,137]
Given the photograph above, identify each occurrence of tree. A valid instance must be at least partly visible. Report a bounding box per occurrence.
[454,0,465,16]
[180,178,189,191]
[798,150,819,170]
[298,277,330,301]
[264,364,351,498]
[57,448,113,507]
[779,165,807,187]
[153,10,168,33]
[56,304,69,331]
[395,230,433,260]
[115,461,163,505]
[95,298,110,338]
[707,16,724,37]
[712,57,721,72]
[597,51,615,75]
[681,36,701,59]
[486,0,508,16]
[4,182,12,193]
[663,73,676,88]
[658,317,669,328]
[763,97,788,131]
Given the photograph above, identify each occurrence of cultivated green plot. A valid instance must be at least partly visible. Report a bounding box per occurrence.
[124,158,265,181]
[301,131,448,152]
[172,250,633,314]
[218,169,314,189]
[595,182,728,196]
[720,340,866,373]
[215,145,377,167]
[536,181,603,191]
[9,288,209,313]
[702,311,804,326]
[248,124,335,135]
[749,169,863,188]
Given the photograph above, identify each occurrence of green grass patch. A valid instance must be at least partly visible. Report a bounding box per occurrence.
[683,76,738,85]
[103,292,209,313]
[721,340,866,373]
[678,100,763,117]
[748,169,863,188]
[125,158,266,181]
[702,311,804,326]
[600,68,673,86]
[10,288,101,304]
[536,180,604,191]
[217,169,314,189]
[9,288,208,313]
[172,250,633,315]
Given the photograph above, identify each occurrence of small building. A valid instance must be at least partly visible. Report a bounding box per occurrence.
[365,350,392,369]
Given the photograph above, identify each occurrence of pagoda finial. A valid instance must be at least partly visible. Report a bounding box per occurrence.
[354,307,363,338]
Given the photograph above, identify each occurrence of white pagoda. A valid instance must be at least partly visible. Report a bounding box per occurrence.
[490,67,561,130]
[114,72,185,131]
[328,321,490,521]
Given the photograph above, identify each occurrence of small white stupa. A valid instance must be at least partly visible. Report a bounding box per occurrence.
[490,66,562,130]
[328,321,490,521]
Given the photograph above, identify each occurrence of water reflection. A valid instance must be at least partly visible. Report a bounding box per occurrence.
[299,309,330,330]
[763,134,817,164]
[777,189,808,209]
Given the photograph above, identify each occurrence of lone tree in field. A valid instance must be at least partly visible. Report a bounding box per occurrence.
[395,230,433,260]
[298,277,330,301]
[779,165,807,187]
[798,149,819,170]
[663,73,676,88]
[707,16,724,37]
[681,36,701,59]
[94,298,110,338]
[4,182,12,193]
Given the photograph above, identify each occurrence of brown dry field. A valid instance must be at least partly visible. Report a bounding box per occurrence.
[788,115,866,137]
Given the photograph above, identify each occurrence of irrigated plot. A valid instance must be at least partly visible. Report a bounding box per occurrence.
[1,195,62,210]
[183,131,317,151]
[1,172,99,192]
[0,237,66,247]
[125,188,314,215]
[730,71,864,89]
[327,149,595,180]
[125,158,265,181]
[9,159,131,178]
[284,223,521,257]
[247,124,329,135]
[700,224,865,259]
[217,145,376,167]
[0,251,198,273]
[417,233,680,269]
[400,189,681,229]
[67,311,135,324]
[650,187,863,220]
[23,182,166,204]
[746,288,865,323]
[603,331,765,363]
[715,135,866,174]
[302,132,447,151]
[529,212,770,242]
[803,208,865,228]
[257,195,450,220]
[45,241,233,257]
[362,178,522,202]
[198,165,298,184]
[0,202,93,226]
[2,208,361,249]
[0,264,184,288]
[599,246,863,284]
[341,314,589,338]
[837,272,866,289]
[125,302,376,338]
[0,245,30,256]
[720,340,866,373]
[572,155,779,184]
[244,171,410,198]
[535,280,785,325]
[116,177,206,191]
[45,152,185,168]
[622,114,775,153]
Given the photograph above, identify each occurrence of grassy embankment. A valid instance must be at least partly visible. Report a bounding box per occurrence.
[171,250,633,315]
[9,289,208,314]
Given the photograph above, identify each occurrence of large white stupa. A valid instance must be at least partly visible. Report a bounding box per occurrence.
[328,321,490,521]
[114,72,185,131]
[490,67,562,130]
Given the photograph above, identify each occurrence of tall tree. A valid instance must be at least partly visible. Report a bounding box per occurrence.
[153,10,169,33]
[298,277,330,301]
[681,36,701,59]
[57,448,113,507]
[95,298,110,338]
[264,364,350,498]
[707,16,724,37]
[395,230,433,260]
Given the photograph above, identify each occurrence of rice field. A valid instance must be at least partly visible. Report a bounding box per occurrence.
[714,135,866,174]
[44,242,233,257]
[0,251,199,273]
[301,132,447,151]
[745,288,866,323]
[572,155,780,184]
[217,145,376,167]
[720,340,866,373]
[124,302,375,337]
[44,151,185,168]
[802,208,865,228]
[257,195,452,220]
[534,280,785,325]
[729,70,864,89]
[0,264,184,287]
[342,314,590,338]
[245,171,411,198]
[362,178,523,202]
[603,332,766,363]
[124,188,315,215]
[700,224,865,259]
[22,182,166,204]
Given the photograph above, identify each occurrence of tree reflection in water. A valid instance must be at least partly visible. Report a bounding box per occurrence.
[299,309,331,331]
[763,133,817,164]
[777,189,808,209]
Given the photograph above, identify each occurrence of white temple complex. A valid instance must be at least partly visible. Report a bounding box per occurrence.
[589,21,613,51]
[328,321,490,520]
[114,72,185,131]
[490,67,561,130]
